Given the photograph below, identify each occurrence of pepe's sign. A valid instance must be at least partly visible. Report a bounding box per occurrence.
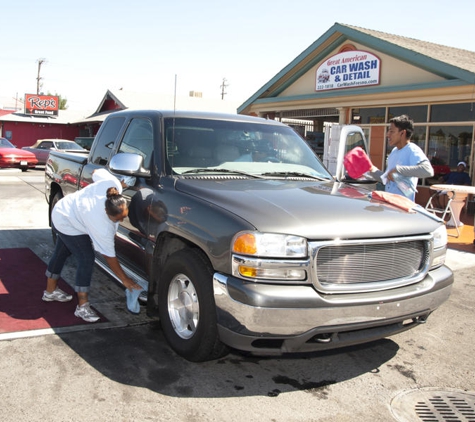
[316,51,380,92]
[24,94,59,116]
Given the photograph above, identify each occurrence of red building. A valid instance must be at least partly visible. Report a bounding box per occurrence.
[0,89,238,148]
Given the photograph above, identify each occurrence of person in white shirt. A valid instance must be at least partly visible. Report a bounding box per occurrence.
[42,169,142,322]
[368,115,433,201]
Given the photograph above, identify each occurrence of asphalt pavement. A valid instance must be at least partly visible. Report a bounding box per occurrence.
[0,167,474,422]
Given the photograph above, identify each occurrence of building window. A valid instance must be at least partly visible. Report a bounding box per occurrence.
[352,107,385,124]
[355,103,473,189]
[388,105,428,123]
[427,125,472,183]
[430,103,475,122]
[410,126,427,151]
[383,125,427,166]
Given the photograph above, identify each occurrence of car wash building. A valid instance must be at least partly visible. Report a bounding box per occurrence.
[238,23,475,205]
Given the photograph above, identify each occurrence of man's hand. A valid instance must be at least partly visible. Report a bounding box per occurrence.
[387,168,397,182]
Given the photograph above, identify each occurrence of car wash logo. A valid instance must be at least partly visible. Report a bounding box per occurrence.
[316,50,380,91]
[24,94,59,116]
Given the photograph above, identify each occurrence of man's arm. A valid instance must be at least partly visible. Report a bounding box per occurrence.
[367,160,433,184]
[396,160,434,178]
[367,167,385,183]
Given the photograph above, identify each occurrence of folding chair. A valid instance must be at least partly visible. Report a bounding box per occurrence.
[425,190,459,237]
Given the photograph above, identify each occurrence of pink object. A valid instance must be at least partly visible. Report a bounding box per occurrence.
[344,147,372,179]
[371,190,416,213]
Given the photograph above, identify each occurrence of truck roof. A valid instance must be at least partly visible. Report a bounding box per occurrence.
[109,109,288,126]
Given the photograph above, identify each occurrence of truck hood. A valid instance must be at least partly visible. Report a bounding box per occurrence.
[175,178,441,239]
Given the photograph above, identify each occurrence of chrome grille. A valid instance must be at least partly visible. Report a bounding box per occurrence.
[314,238,430,290]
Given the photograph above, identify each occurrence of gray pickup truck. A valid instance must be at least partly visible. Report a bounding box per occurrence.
[45,109,453,362]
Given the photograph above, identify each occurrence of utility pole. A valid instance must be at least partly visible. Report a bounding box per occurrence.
[36,58,46,94]
[220,77,228,100]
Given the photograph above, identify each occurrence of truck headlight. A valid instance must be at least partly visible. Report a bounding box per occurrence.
[231,232,308,282]
[432,224,447,249]
[232,232,307,258]
[431,225,447,268]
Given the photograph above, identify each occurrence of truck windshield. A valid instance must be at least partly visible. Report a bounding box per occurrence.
[165,117,331,179]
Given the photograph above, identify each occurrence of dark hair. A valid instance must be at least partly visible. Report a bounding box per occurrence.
[105,187,127,217]
[389,114,414,139]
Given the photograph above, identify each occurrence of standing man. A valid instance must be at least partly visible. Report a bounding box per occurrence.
[369,114,433,201]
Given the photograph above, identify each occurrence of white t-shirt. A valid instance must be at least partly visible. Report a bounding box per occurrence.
[385,143,427,200]
[52,169,123,257]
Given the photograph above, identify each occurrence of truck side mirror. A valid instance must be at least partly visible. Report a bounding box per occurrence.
[109,153,150,177]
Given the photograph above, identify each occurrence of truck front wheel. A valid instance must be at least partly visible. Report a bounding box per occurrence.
[158,248,229,362]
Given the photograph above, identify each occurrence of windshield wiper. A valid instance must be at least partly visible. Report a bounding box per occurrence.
[181,168,265,179]
[261,171,329,181]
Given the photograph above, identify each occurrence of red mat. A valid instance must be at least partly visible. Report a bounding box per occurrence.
[0,248,106,334]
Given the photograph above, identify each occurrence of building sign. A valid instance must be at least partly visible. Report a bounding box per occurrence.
[24,94,59,116]
[316,51,380,92]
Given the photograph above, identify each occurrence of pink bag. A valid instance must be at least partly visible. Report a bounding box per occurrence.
[344,147,372,179]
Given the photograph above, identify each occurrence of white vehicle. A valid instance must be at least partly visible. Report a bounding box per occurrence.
[23,139,86,165]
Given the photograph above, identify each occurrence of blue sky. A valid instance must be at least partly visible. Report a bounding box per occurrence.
[1,0,474,112]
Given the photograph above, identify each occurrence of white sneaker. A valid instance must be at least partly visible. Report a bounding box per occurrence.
[74,302,100,323]
[42,288,73,302]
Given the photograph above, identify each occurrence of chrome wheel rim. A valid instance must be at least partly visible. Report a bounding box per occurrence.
[167,273,199,339]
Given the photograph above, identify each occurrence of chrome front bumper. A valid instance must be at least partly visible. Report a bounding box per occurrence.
[212,265,453,353]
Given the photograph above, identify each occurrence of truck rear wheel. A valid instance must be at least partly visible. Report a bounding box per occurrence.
[158,248,229,362]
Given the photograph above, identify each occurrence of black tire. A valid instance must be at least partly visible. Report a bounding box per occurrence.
[158,248,229,362]
[50,191,63,244]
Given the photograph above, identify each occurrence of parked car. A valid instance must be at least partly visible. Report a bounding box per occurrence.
[74,137,94,151]
[22,139,87,165]
[0,137,38,171]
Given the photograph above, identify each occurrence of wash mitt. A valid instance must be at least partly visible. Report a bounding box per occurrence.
[343,147,373,179]
[125,279,149,315]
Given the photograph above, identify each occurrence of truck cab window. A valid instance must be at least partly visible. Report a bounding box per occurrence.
[89,117,126,166]
[118,118,154,170]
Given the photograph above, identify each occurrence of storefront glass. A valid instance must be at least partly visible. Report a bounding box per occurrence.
[388,106,428,123]
[359,103,474,187]
[427,125,472,180]
[383,126,427,173]
[381,127,426,157]
[352,107,385,124]
[410,126,426,151]
[430,103,475,122]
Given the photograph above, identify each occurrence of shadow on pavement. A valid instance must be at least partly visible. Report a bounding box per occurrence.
[57,324,399,398]
[1,229,400,399]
